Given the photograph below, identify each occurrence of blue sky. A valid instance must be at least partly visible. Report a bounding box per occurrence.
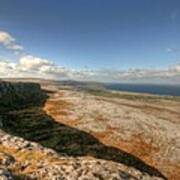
[0,0,180,83]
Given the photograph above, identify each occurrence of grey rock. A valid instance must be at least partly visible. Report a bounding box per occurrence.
[0,153,15,166]
[0,168,14,180]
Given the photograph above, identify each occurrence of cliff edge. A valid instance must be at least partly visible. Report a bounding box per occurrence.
[0,81,165,179]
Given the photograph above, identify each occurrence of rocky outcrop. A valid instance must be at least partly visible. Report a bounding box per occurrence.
[0,130,164,180]
[0,81,166,179]
[0,167,13,180]
[0,81,46,111]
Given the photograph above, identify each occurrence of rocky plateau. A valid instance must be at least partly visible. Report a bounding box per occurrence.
[0,79,179,179]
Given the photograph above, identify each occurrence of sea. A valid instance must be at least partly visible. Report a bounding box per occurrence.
[104,83,180,96]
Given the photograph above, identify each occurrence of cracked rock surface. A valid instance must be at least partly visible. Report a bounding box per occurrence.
[0,130,164,180]
[1,80,177,179]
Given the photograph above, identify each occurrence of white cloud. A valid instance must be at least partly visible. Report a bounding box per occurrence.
[0,31,14,45]
[70,64,180,83]
[0,55,180,84]
[8,44,24,51]
[0,30,179,84]
[18,55,52,71]
[166,48,180,53]
[0,55,71,79]
[17,55,71,79]
[0,31,24,51]
[172,64,180,72]
[0,60,16,76]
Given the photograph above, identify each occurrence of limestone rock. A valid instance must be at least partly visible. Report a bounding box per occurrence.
[0,168,13,180]
[0,153,15,167]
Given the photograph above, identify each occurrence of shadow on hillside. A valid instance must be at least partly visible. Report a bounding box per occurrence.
[1,88,167,179]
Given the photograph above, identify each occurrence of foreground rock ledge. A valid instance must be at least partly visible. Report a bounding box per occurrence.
[0,81,167,179]
[0,130,164,180]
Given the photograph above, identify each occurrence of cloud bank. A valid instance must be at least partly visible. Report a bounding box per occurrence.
[0,55,180,84]
[0,31,180,84]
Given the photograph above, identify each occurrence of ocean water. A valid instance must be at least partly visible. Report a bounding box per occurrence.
[105,83,180,96]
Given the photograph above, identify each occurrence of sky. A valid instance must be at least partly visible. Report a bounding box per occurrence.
[0,0,180,83]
